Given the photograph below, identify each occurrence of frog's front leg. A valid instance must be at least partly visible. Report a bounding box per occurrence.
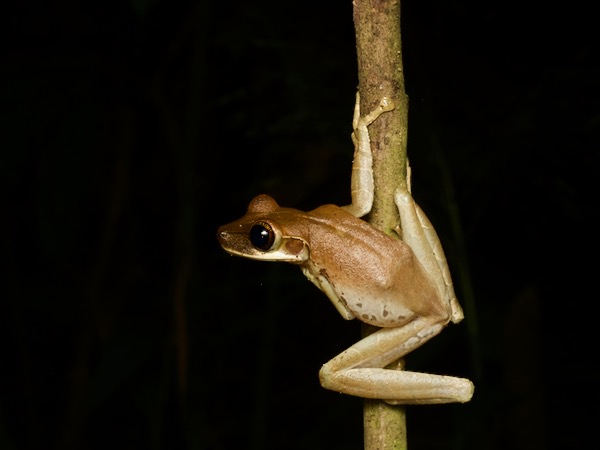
[342,92,395,218]
[319,317,474,404]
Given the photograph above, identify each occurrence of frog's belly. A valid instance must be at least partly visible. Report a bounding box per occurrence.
[344,293,415,327]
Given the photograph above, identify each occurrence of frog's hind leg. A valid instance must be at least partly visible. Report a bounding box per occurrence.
[319,317,473,404]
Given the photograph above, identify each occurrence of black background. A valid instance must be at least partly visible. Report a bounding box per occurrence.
[2,1,598,449]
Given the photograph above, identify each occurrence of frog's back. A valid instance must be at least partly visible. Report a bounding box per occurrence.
[305,205,448,327]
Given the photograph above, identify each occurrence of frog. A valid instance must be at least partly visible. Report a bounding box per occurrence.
[217,94,474,404]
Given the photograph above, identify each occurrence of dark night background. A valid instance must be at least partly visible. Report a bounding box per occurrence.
[1,0,598,449]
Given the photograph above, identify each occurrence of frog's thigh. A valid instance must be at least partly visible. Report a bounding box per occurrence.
[320,318,446,394]
[321,317,443,374]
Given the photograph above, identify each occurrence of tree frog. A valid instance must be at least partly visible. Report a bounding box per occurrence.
[217,94,474,404]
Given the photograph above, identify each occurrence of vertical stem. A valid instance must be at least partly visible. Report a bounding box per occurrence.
[354,0,409,235]
[353,1,409,449]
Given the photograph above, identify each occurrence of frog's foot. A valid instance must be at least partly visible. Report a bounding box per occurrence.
[353,92,395,130]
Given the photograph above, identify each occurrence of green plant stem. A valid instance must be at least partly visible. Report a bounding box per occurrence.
[353,0,409,449]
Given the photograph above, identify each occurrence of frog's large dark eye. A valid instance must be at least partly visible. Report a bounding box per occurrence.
[249,222,276,251]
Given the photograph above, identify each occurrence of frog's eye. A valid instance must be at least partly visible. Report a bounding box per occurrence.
[249,222,276,251]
